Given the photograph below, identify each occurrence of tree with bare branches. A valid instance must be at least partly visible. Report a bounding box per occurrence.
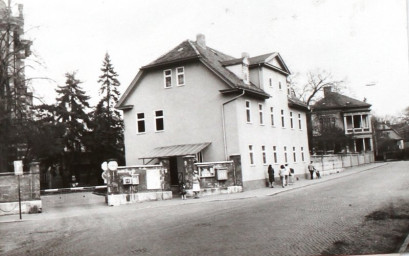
[289,69,345,152]
[0,2,33,172]
[291,69,345,107]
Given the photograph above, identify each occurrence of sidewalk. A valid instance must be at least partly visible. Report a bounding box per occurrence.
[0,162,387,224]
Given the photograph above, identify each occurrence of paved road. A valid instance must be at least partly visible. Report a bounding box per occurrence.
[1,161,409,256]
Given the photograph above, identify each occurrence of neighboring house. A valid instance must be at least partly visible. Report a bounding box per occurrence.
[374,122,404,159]
[311,87,374,154]
[116,34,310,190]
[391,122,409,149]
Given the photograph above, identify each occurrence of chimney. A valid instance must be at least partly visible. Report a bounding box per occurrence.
[196,34,206,49]
[323,86,332,97]
[241,52,250,58]
[18,4,23,17]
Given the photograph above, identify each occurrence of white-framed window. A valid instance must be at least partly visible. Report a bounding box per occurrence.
[262,145,266,164]
[301,147,305,162]
[270,107,275,126]
[281,109,285,128]
[137,113,146,134]
[259,104,264,125]
[176,67,185,86]
[249,145,254,165]
[246,101,251,123]
[293,146,297,162]
[155,110,164,132]
[290,112,294,129]
[284,146,288,163]
[279,81,282,90]
[164,69,172,88]
[287,83,291,95]
[273,146,277,164]
[269,78,273,88]
[298,113,302,129]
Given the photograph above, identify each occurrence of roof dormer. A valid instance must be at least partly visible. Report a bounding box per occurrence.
[222,52,251,85]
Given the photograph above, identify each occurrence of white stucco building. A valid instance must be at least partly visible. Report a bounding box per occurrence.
[116,34,310,190]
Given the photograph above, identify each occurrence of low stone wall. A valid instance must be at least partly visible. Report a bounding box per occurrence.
[311,152,375,177]
[0,162,42,216]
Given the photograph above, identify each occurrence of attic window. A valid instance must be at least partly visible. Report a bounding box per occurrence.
[178,48,184,52]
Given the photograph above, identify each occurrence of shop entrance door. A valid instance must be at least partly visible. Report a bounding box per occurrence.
[169,157,179,186]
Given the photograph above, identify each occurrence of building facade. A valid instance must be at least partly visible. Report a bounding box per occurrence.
[311,87,374,154]
[116,34,310,190]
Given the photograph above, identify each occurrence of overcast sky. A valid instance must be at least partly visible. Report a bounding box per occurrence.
[16,0,409,117]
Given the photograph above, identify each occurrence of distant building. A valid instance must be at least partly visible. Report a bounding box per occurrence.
[374,122,404,159]
[311,86,374,154]
[116,34,310,190]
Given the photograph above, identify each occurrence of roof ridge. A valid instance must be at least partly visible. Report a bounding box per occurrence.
[188,40,200,56]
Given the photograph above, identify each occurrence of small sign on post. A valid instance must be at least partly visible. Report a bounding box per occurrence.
[13,160,23,220]
[14,160,23,176]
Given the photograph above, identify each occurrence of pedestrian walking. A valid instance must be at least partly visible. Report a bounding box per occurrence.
[267,165,275,188]
[192,170,201,198]
[279,165,288,188]
[308,161,316,180]
[285,164,290,185]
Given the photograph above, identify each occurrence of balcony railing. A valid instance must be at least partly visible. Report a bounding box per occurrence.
[346,127,370,134]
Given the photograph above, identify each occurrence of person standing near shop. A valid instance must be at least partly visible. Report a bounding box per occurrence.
[308,161,316,180]
[192,170,201,198]
[267,165,275,188]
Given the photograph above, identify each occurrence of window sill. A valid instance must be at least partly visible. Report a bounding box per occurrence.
[155,130,164,133]
[137,132,146,135]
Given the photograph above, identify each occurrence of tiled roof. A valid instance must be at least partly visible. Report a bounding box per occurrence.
[142,39,269,98]
[248,53,276,65]
[142,40,200,69]
[312,91,371,110]
[116,37,297,108]
[288,97,309,110]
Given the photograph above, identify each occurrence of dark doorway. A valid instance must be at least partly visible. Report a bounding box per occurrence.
[169,157,179,186]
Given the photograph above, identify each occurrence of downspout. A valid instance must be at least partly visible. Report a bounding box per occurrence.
[222,89,245,161]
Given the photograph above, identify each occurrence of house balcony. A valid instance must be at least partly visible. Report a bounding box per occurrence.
[346,127,371,134]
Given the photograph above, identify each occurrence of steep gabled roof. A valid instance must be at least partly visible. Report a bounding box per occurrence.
[248,52,291,75]
[116,38,272,108]
[141,40,200,70]
[312,91,371,111]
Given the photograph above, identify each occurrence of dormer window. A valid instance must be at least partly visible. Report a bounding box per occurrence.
[164,69,172,88]
[176,67,185,86]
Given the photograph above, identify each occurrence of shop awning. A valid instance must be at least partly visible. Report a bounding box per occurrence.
[139,142,211,159]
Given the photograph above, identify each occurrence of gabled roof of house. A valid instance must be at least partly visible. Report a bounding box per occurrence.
[376,123,403,141]
[116,38,281,108]
[312,91,371,111]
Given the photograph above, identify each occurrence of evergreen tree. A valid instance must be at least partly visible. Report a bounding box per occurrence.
[55,72,90,152]
[87,53,124,164]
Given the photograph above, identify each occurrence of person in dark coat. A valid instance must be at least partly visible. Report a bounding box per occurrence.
[267,165,275,188]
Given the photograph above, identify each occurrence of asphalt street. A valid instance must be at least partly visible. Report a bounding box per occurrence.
[1,161,409,256]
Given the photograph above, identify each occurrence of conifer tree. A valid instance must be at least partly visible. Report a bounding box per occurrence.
[87,53,124,164]
[55,72,90,152]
